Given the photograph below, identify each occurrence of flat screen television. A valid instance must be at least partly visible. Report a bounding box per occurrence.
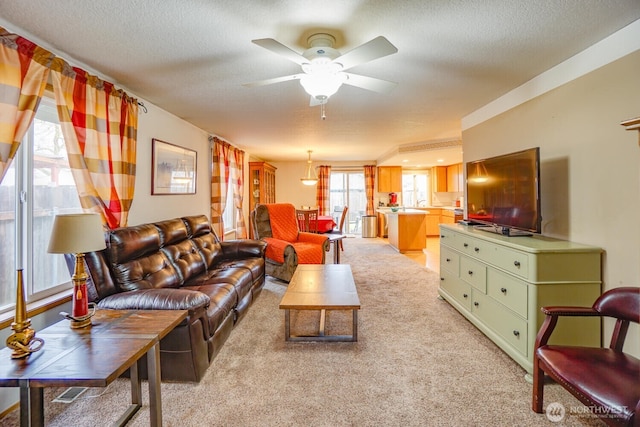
[465,147,541,236]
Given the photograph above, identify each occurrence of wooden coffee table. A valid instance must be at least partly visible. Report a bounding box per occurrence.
[0,309,187,427]
[279,264,360,342]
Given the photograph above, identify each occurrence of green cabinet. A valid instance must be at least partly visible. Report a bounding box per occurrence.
[438,224,602,377]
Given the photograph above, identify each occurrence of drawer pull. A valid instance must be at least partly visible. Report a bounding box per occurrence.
[467,270,473,276]
[463,243,469,248]
[513,330,520,337]
[500,287,507,294]
[446,258,451,262]
[440,235,445,238]
[473,302,479,307]
[463,293,468,298]
[514,260,521,267]
[440,277,444,281]
[474,247,480,252]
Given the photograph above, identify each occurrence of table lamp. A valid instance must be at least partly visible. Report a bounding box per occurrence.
[47,213,106,328]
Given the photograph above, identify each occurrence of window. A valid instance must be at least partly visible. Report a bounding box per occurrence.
[402,171,429,207]
[222,180,235,232]
[330,171,366,234]
[0,97,81,313]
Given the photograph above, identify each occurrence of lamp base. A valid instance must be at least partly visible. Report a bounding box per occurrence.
[61,303,96,329]
[69,317,92,329]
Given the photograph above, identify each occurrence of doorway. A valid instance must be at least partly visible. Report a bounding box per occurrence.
[329,171,366,234]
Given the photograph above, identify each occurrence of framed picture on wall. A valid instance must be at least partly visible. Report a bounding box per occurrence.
[151,138,197,195]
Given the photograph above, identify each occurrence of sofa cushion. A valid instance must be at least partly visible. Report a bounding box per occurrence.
[161,240,207,282]
[155,218,189,245]
[216,258,264,285]
[181,283,237,334]
[192,233,224,268]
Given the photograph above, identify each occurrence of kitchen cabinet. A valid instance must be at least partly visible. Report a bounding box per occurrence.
[387,210,427,252]
[377,166,402,192]
[446,163,464,192]
[249,161,276,236]
[425,208,441,236]
[431,166,448,192]
[438,224,602,377]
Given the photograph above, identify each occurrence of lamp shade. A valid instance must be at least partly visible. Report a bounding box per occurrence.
[47,214,106,254]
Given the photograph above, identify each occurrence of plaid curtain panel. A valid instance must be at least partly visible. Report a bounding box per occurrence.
[50,58,138,229]
[316,165,331,215]
[364,165,376,215]
[211,137,230,238]
[0,28,54,183]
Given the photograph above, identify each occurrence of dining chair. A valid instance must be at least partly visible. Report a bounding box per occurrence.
[296,208,319,233]
[324,206,348,250]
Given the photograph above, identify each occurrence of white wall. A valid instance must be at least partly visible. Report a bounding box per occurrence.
[128,101,211,225]
[462,50,640,356]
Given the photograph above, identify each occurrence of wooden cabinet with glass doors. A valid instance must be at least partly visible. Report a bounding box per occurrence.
[249,161,276,237]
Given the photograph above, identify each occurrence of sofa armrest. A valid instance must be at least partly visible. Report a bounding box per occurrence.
[220,239,267,259]
[97,288,210,312]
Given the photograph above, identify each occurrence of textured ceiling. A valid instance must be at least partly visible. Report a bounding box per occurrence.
[1,1,639,167]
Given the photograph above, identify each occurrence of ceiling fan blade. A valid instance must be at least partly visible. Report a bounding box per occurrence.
[251,38,308,65]
[343,73,397,94]
[334,36,398,71]
[243,74,303,88]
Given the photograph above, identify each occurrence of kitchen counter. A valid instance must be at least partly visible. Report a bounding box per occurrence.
[386,210,427,253]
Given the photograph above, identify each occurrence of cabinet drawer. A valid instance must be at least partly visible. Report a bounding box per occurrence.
[486,245,530,279]
[439,226,457,244]
[487,269,528,318]
[460,256,487,293]
[440,247,460,275]
[472,292,528,356]
[456,234,491,259]
[440,272,472,311]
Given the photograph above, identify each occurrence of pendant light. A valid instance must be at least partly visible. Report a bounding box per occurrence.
[300,150,318,186]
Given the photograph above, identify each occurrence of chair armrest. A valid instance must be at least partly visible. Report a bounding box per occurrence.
[541,306,599,316]
[298,232,329,246]
[535,306,600,349]
[263,237,294,264]
[97,288,210,313]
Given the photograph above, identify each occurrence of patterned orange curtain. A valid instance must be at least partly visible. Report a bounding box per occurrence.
[211,137,230,238]
[364,165,376,215]
[316,165,331,215]
[0,28,54,183]
[231,146,247,238]
[50,58,138,229]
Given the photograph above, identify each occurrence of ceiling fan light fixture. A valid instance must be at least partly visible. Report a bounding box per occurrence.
[300,72,345,101]
[300,150,318,186]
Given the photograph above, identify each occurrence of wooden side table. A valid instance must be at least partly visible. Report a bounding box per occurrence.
[0,309,187,426]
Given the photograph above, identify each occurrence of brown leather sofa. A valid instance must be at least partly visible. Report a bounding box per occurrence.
[77,215,266,382]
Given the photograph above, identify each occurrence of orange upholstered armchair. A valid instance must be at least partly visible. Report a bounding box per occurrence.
[251,203,329,282]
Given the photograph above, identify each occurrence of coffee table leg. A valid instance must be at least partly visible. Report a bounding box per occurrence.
[130,359,141,405]
[352,309,358,342]
[148,342,162,427]
[284,309,291,341]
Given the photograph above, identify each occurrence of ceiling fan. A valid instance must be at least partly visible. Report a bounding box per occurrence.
[244,33,398,108]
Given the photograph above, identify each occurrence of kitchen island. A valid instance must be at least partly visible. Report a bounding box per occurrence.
[386,209,427,253]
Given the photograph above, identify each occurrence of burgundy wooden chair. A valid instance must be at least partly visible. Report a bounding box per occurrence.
[532,287,640,426]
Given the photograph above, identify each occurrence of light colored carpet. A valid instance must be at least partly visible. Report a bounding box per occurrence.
[2,238,604,426]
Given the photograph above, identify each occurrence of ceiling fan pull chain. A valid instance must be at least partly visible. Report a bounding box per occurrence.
[321,102,326,120]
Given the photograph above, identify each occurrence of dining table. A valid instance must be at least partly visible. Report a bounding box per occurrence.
[316,215,337,233]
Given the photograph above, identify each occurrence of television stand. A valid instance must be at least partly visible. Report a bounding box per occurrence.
[473,224,532,237]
